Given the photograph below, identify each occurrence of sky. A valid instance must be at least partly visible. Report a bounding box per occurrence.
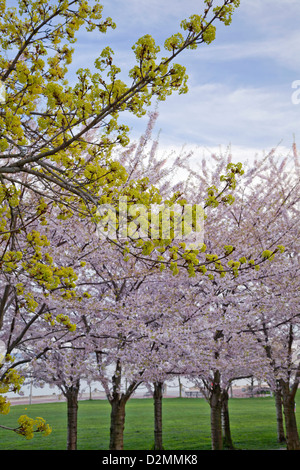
[68,0,300,164]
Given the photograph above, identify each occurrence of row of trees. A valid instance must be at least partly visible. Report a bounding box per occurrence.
[1,112,299,450]
[0,0,299,451]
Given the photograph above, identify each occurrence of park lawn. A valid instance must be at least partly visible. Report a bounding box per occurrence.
[0,395,299,450]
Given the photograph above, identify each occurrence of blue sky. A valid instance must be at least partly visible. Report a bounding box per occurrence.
[71,1,300,162]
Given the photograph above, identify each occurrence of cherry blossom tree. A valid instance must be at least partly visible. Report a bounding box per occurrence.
[244,249,300,449]
[30,347,96,450]
[181,145,300,450]
[0,187,82,437]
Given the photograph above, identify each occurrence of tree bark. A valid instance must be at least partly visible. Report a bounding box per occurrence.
[153,381,164,450]
[209,371,223,450]
[65,383,80,451]
[221,389,235,449]
[109,396,127,450]
[274,386,286,443]
[281,379,300,450]
[108,360,141,450]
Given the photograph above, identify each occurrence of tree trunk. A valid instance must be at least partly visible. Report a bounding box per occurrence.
[108,360,141,450]
[109,396,127,450]
[280,380,300,450]
[274,386,286,443]
[153,381,164,450]
[65,384,79,451]
[221,389,235,449]
[209,371,223,450]
[178,377,182,398]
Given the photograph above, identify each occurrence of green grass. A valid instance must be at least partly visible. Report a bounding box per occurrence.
[0,395,299,450]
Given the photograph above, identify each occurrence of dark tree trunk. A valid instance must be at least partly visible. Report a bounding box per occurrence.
[221,389,235,449]
[109,396,127,450]
[274,386,286,443]
[65,383,80,451]
[108,360,141,450]
[281,379,300,450]
[153,381,164,450]
[209,371,223,450]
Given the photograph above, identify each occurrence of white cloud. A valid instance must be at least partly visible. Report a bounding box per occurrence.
[148,81,299,151]
[196,31,300,72]
[239,0,300,30]
[64,1,300,162]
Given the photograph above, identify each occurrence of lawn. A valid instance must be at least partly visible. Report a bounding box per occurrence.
[0,395,299,450]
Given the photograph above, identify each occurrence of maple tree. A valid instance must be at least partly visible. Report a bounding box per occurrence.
[0,0,240,209]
